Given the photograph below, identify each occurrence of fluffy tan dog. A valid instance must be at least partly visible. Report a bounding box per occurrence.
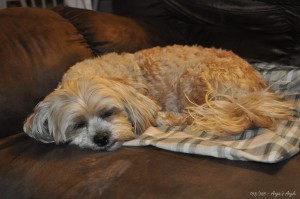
[24,45,295,151]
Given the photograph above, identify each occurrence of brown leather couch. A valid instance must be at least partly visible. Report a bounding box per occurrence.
[1,1,300,198]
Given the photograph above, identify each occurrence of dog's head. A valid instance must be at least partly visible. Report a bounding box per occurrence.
[23,76,159,151]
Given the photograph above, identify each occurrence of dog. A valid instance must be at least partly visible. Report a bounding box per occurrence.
[23,45,295,151]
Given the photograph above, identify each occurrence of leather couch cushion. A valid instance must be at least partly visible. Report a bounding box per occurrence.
[0,7,183,137]
[52,7,153,55]
[1,133,300,199]
[0,8,93,137]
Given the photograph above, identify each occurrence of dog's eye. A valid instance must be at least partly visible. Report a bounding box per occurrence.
[100,108,118,119]
[73,122,87,130]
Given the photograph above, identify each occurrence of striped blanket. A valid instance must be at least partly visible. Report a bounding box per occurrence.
[124,63,300,163]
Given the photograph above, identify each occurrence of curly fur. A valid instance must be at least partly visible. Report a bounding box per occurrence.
[24,45,295,151]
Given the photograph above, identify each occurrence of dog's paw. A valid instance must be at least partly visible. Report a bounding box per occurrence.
[156,112,192,127]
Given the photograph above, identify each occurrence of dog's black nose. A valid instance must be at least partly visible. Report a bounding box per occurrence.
[93,134,110,147]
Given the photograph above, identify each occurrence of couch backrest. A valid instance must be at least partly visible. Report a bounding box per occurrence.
[114,0,300,66]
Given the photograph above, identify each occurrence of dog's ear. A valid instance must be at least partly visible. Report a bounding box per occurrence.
[23,100,55,143]
[125,92,159,135]
[124,92,159,135]
[111,81,160,135]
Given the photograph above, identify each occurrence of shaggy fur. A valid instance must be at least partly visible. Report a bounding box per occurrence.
[24,45,295,151]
